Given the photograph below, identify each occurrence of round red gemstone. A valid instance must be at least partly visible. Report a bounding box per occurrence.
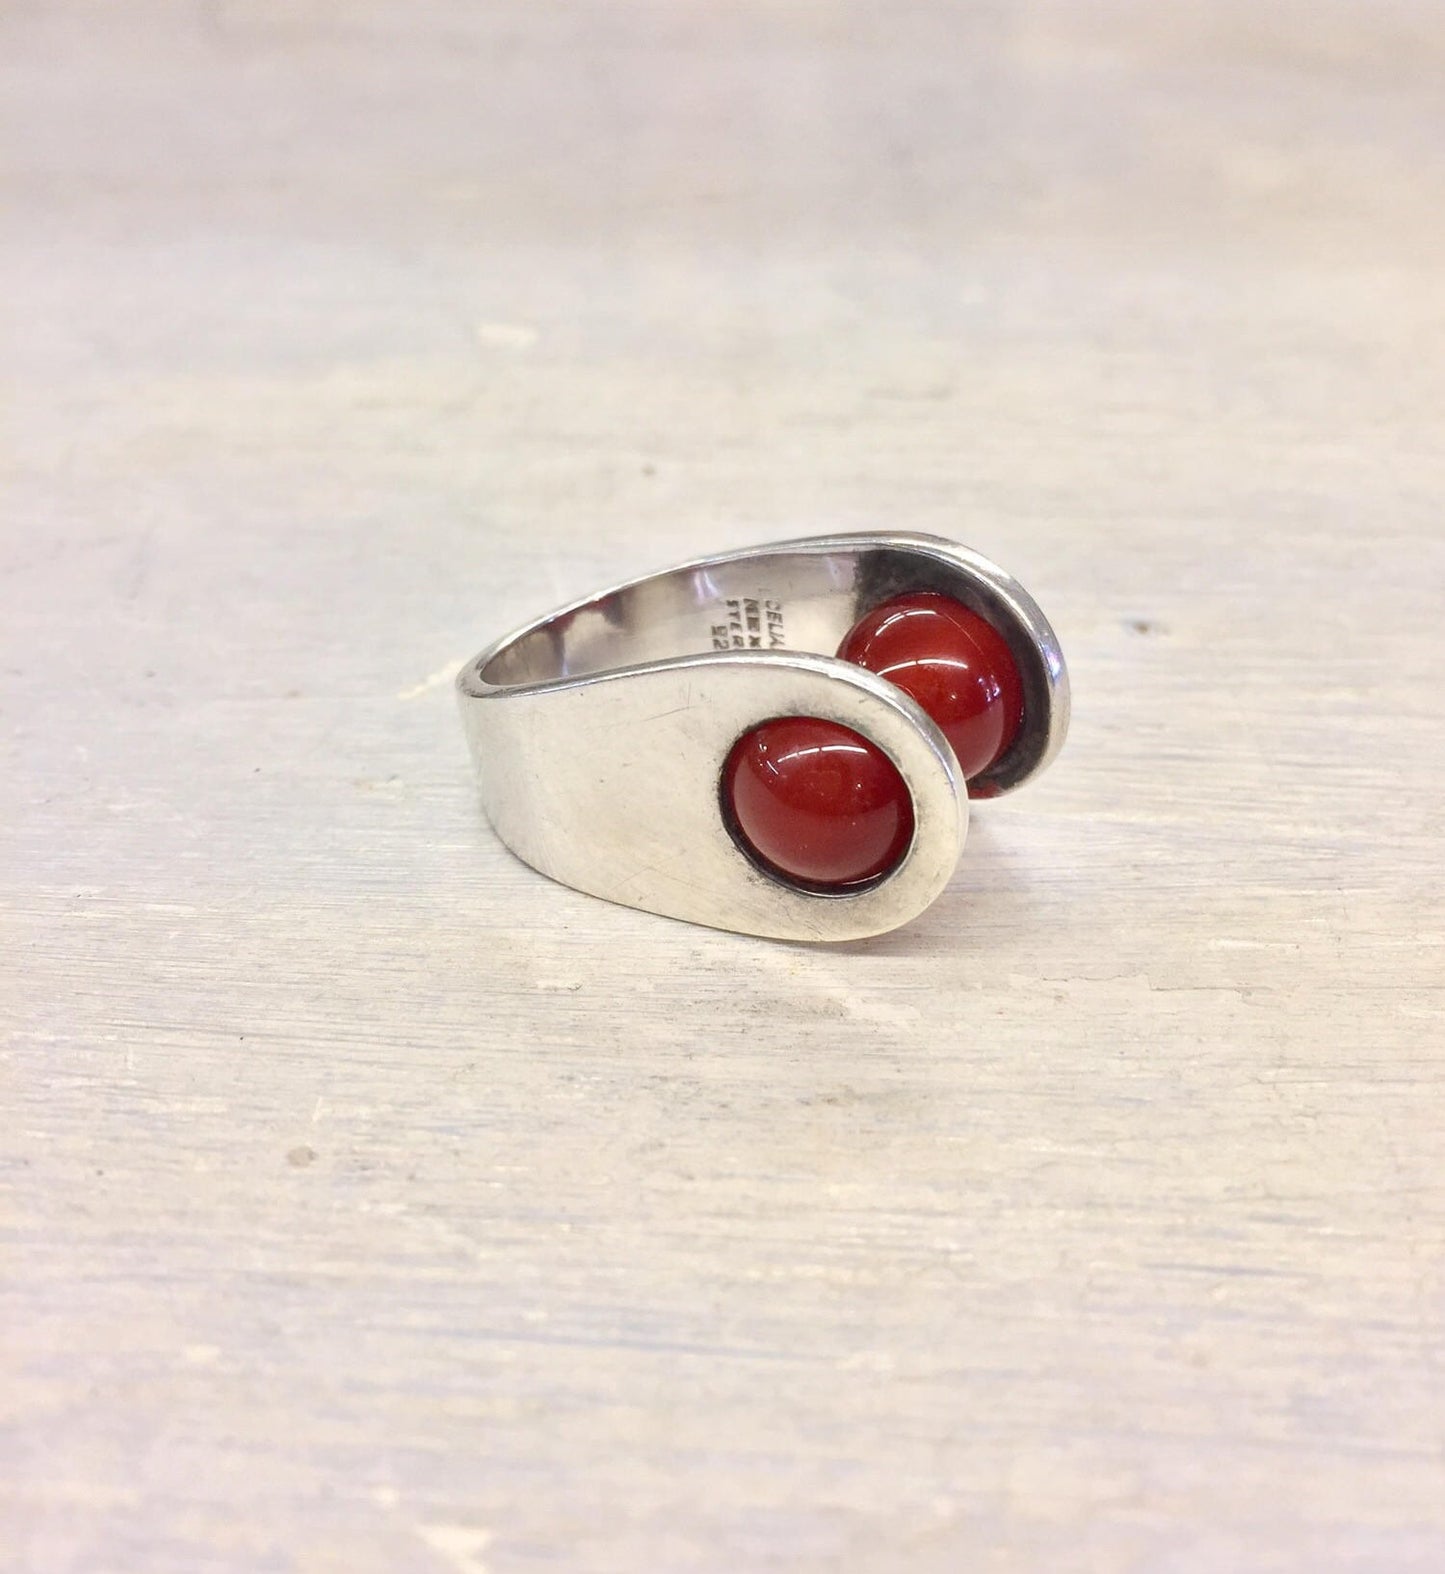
[838,592,1024,780]
[722,717,914,889]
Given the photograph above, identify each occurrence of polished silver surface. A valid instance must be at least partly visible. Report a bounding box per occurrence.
[456,532,1069,940]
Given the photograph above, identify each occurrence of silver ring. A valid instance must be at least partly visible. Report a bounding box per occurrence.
[456,532,1068,941]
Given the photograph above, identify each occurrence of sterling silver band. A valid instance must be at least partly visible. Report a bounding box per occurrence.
[456,532,1068,941]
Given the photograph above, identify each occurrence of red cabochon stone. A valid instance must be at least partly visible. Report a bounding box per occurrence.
[722,717,914,888]
[838,592,1023,781]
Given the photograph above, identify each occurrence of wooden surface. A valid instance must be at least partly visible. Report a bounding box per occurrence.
[5,3,1445,1569]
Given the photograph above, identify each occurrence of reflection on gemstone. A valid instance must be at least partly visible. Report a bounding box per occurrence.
[838,592,1023,781]
[722,717,914,889]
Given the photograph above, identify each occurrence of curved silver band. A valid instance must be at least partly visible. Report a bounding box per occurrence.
[456,532,1069,941]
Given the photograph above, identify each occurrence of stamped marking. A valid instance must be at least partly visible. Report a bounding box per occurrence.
[712,596,787,651]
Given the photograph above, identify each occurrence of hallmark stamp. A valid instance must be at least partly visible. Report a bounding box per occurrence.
[711,596,787,651]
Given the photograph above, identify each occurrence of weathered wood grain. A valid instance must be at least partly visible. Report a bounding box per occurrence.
[4,2,1444,1569]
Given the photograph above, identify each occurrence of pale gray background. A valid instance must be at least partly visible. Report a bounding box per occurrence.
[4,2,1444,1571]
